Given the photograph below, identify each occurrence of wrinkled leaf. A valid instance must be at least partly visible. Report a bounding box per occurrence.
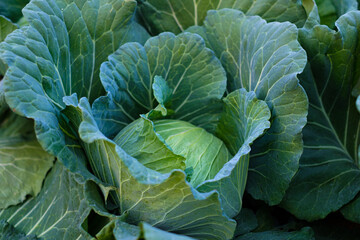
[0,0,149,191]
[189,9,308,205]
[93,32,226,138]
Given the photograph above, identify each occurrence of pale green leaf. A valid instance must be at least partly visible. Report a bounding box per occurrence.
[154,119,231,187]
[113,116,185,173]
[0,16,17,43]
[108,221,196,240]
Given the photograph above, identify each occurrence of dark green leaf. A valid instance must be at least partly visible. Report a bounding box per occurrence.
[0,0,29,22]
[282,11,360,221]
[234,208,258,236]
[315,0,357,28]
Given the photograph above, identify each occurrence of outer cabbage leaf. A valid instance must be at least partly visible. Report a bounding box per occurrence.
[188,9,308,205]
[281,11,360,221]
[66,97,236,240]
[0,0,29,22]
[315,0,357,28]
[0,111,53,209]
[0,161,93,240]
[137,0,308,34]
[0,0,149,190]
[92,32,226,138]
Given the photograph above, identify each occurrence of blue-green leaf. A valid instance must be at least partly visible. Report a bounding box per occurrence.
[93,32,226,138]
[190,9,308,205]
[0,0,149,192]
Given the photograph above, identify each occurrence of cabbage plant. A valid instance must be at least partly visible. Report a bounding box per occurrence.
[1,0,360,240]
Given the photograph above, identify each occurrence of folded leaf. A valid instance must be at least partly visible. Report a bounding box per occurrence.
[137,0,308,34]
[93,32,226,138]
[69,98,236,240]
[196,89,271,217]
[188,9,308,205]
[281,11,360,221]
